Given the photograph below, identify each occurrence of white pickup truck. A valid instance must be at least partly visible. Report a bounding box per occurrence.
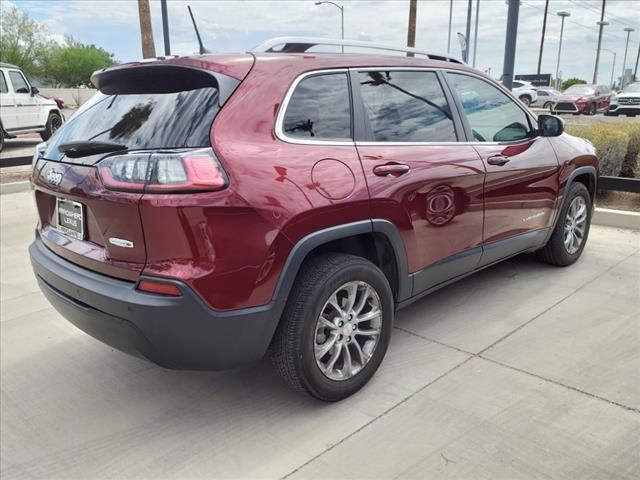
[0,62,64,151]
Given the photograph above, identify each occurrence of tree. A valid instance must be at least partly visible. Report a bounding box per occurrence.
[45,37,115,87]
[0,5,50,77]
[561,78,587,91]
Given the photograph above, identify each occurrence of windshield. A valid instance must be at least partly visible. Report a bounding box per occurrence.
[44,87,220,162]
[623,83,640,93]
[564,85,595,95]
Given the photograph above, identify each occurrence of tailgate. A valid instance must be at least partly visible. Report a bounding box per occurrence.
[33,160,146,281]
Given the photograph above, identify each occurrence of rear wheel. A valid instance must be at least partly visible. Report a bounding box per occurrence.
[270,253,393,401]
[40,112,63,141]
[537,182,592,266]
[543,101,551,109]
[519,95,531,107]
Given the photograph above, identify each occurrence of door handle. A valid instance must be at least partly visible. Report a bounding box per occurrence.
[487,155,510,166]
[373,163,410,177]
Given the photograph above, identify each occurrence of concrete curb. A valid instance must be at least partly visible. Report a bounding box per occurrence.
[592,207,640,230]
[0,181,31,195]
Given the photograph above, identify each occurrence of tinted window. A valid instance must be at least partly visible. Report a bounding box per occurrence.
[448,73,532,143]
[44,87,220,161]
[0,72,7,94]
[513,81,523,88]
[538,90,549,97]
[8,71,29,94]
[282,73,351,140]
[358,71,456,142]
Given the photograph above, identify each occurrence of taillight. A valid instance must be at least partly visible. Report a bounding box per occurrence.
[97,148,227,193]
[137,279,182,296]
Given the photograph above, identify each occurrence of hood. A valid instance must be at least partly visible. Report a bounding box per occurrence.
[617,91,640,98]
[557,93,591,101]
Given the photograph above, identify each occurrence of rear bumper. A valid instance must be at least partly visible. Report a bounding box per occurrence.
[29,235,283,370]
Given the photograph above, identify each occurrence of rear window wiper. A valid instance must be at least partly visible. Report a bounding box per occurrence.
[58,141,128,158]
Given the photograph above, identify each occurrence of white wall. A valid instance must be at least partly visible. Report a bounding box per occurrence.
[38,88,97,107]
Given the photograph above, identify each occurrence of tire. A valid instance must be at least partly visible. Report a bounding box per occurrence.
[0,128,4,152]
[543,101,551,109]
[40,112,63,141]
[537,182,592,267]
[519,95,531,107]
[270,253,394,401]
[588,103,597,116]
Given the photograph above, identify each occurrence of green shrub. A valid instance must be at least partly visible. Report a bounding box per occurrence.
[615,123,640,178]
[561,78,586,91]
[566,124,629,176]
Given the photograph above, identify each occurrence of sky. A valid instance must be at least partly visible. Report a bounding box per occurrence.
[5,0,640,84]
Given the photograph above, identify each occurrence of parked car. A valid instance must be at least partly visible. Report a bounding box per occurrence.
[551,83,612,115]
[29,38,598,401]
[533,88,561,109]
[0,62,64,151]
[605,82,640,117]
[500,80,538,106]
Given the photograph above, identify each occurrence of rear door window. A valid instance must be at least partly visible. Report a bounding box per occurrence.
[357,70,457,142]
[0,72,8,93]
[281,72,352,140]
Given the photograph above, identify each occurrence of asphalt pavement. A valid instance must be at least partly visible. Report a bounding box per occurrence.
[1,190,639,479]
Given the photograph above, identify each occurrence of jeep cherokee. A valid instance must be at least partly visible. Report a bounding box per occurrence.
[29,38,598,401]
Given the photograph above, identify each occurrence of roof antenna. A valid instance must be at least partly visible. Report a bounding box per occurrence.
[187,5,210,54]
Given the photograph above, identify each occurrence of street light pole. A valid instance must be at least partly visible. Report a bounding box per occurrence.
[555,11,570,90]
[593,20,609,84]
[447,0,453,54]
[315,1,344,53]
[464,0,472,63]
[621,27,635,89]
[472,0,480,68]
[592,0,606,84]
[536,0,549,75]
[602,48,616,88]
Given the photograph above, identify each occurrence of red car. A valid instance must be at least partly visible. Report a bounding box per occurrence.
[29,38,598,401]
[551,83,612,115]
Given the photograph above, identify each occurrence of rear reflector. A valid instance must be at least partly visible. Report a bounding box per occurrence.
[137,279,182,296]
[98,147,227,193]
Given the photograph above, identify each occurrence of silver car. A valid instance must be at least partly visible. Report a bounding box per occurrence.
[534,88,561,109]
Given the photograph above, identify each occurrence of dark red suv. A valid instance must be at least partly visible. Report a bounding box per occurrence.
[29,38,598,401]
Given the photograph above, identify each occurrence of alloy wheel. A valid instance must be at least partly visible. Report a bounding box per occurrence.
[564,196,587,254]
[314,281,382,381]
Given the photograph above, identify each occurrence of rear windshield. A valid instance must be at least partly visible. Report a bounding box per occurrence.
[44,87,219,161]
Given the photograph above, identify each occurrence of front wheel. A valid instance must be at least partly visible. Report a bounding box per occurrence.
[0,128,4,152]
[536,182,592,266]
[588,103,597,116]
[40,112,63,141]
[270,253,394,401]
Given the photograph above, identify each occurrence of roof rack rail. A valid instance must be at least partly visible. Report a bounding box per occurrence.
[251,37,465,64]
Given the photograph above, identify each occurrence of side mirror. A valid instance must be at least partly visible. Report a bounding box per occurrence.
[538,114,564,137]
[30,86,39,96]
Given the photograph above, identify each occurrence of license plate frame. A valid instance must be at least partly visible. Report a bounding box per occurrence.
[56,198,85,240]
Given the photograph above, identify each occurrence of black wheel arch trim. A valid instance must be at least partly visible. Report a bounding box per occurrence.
[272,219,412,305]
[544,165,597,244]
